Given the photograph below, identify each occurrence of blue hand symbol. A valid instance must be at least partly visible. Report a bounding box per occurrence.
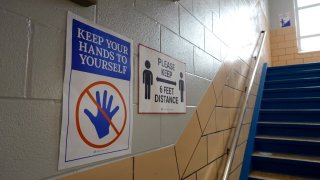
[84,90,119,139]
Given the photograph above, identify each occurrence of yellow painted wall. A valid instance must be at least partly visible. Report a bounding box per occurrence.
[271,26,320,66]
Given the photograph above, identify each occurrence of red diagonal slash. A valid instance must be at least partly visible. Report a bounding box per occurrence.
[86,90,120,135]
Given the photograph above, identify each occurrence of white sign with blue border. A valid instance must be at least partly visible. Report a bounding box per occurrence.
[59,12,133,170]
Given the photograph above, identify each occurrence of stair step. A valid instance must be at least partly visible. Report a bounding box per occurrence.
[253,151,320,163]
[251,155,320,178]
[266,69,320,81]
[256,135,320,143]
[256,122,320,138]
[263,86,320,98]
[254,135,320,156]
[267,62,320,73]
[261,97,320,109]
[247,63,320,179]
[249,170,312,180]
[258,122,320,126]
[264,77,320,89]
[268,68,320,74]
[259,109,320,123]
[268,67,320,76]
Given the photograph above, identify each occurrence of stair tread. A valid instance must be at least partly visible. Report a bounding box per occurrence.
[249,170,314,180]
[256,135,320,143]
[261,109,320,112]
[265,77,320,83]
[263,97,320,100]
[268,62,320,70]
[267,69,320,78]
[258,122,320,126]
[264,86,320,92]
[253,151,320,163]
[260,109,320,112]
[268,68,320,74]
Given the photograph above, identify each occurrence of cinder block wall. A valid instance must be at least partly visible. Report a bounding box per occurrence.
[271,26,320,66]
[0,0,270,179]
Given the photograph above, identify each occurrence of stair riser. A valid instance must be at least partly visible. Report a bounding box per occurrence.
[259,111,320,123]
[263,90,320,98]
[266,71,320,81]
[264,81,320,89]
[261,100,320,109]
[267,63,320,73]
[255,139,320,156]
[267,67,320,76]
[256,125,320,138]
[251,156,320,178]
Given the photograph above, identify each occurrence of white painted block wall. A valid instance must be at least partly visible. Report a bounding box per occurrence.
[0,0,224,179]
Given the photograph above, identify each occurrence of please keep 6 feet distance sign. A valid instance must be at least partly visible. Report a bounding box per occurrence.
[139,45,186,114]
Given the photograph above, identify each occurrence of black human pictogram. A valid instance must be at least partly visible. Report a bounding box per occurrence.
[179,72,184,102]
[143,60,153,99]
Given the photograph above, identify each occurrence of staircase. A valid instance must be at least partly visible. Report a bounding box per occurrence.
[243,63,320,179]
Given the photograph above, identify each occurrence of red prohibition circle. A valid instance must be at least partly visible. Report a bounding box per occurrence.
[76,81,127,149]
